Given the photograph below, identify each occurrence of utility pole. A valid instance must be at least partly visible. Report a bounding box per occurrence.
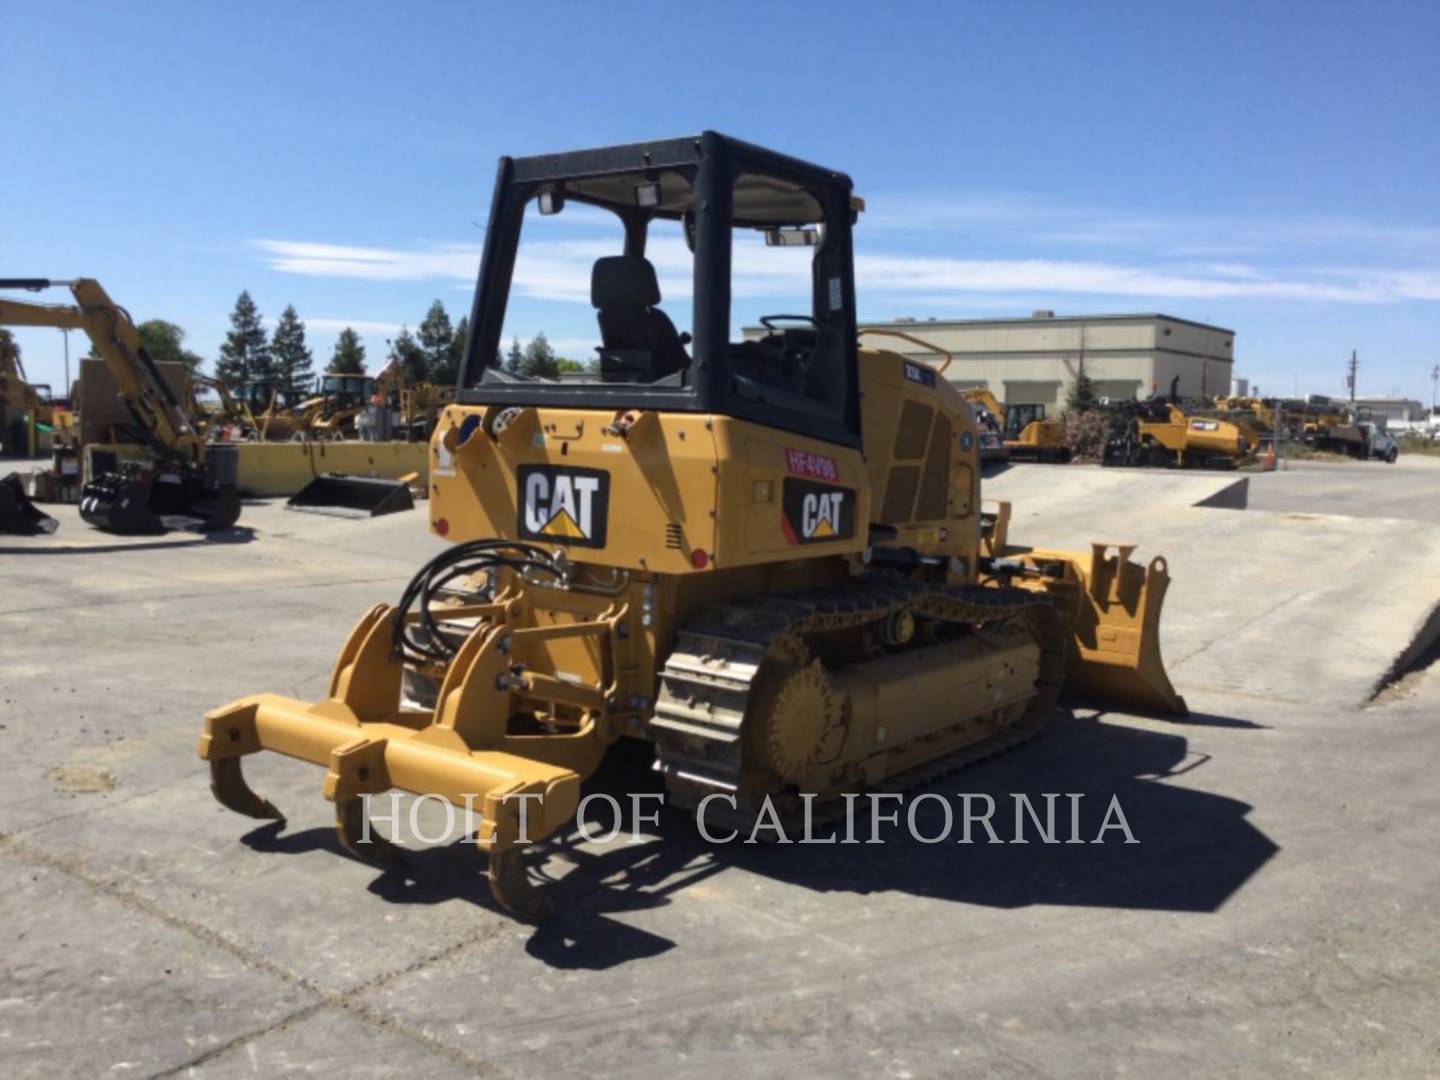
[1345,349,1357,403]
[1431,363,1438,418]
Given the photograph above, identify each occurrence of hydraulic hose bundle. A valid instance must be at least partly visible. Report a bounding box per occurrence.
[390,539,565,664]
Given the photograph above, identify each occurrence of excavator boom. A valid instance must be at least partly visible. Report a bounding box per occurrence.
[0,278,239,533]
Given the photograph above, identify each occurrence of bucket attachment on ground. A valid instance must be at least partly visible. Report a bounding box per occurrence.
[0,472,59,535]
[1007,541,1188,716]
[79,460,241,534]
[286,473,415,519]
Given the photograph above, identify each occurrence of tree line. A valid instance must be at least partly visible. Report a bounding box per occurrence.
[209,292,471,394]
[103,293,476,395]
[85,290,589,393]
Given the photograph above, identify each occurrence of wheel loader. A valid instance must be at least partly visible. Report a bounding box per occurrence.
[200,134,1185,918]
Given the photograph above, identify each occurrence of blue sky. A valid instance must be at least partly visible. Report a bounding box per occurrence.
[4,1,1437,403]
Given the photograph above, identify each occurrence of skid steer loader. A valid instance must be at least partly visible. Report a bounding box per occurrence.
[201,134,1185,919]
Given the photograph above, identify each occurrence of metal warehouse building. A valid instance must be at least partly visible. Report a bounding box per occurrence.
[850,311,1235,409]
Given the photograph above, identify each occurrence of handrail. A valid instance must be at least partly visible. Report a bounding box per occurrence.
[856,327,953,376]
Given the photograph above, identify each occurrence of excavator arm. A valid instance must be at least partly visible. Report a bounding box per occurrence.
[0,278,238,534]
[0,278,201,462]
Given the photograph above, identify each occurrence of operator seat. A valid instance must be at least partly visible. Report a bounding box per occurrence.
[591,255,690,381]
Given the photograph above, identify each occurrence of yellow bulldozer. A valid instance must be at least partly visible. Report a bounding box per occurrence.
[200,134,1185,918]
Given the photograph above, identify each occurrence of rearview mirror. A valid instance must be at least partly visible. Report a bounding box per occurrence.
[764,227,819,247]
[538,189,565,215]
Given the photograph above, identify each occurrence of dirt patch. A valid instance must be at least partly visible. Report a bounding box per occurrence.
[46,765,117,794]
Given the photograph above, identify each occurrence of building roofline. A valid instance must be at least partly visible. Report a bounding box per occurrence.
[836,313,1237,336]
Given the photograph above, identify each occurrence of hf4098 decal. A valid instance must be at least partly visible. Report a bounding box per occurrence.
[517,465,609,548]
[781,478,856,545]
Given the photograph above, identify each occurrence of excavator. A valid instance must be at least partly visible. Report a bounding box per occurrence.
[199,134,1185,918]
[0,279,240,533]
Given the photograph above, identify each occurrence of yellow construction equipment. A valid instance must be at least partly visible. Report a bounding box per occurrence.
[1,335,59,457]
[1103,382,1251,469]
[0,278,239,533]
[960,386,1070,462]
[200,135,1185,918]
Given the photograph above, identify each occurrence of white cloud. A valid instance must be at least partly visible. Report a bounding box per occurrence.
[865,191,1440,260]
[302,317,405,335]
[252,239,480,281]
[259,314,403,335]
[252,230,1439,308]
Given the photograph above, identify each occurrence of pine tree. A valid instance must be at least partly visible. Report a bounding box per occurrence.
[436,315,467,386]
[505,337,524,373]
[269,305,314,396]
[520,332,560,379]
[136,320,205,374]
[1065,358,1099,413]
[328,327,367,374]
[417,300,454,384]
[391,326,429,384]
[215,291,270,389]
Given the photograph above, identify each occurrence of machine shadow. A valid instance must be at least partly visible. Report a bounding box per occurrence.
[0,526,256,554]
[240,708,1277,972]
[564,714,1277,916]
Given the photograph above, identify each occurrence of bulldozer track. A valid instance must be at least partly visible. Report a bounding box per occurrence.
[651,578,1066,831]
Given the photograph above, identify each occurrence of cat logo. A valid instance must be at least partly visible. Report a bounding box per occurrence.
[781,478,855,545]
[516,465,609,548]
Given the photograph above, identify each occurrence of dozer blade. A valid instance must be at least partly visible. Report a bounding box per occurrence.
[0,472,59,536]
[1017,542,1188,716]
[286,473,414,519]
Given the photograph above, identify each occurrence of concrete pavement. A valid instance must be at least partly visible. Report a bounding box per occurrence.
[2,464,1438,1077]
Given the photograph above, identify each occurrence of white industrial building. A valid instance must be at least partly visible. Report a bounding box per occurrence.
[1350,397,1428,423]
[846,311,1235,410]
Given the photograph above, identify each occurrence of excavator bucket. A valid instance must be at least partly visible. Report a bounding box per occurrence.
[1012,542,1188,716]
[286,473,414,519]
[80,462,241,534]
[0,472,59,535]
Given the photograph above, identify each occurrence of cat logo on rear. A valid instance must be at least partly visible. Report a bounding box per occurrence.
[782,478,855,545]
[517,465,609,548]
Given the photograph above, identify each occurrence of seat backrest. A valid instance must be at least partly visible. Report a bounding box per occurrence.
[591,256,689,380]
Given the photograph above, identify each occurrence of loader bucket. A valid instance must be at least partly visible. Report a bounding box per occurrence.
[0,472,59,535]
[1019,542,1188,716]
[286,473,414,519]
